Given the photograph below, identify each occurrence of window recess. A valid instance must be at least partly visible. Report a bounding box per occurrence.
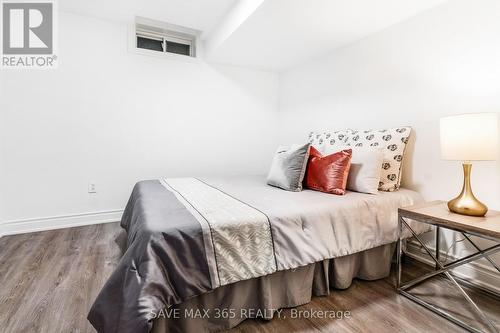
[135,21,198,58]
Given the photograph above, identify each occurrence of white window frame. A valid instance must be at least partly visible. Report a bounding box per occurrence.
[129,17,202,63]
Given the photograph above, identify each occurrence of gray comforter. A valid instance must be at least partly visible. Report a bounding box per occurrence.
[88,176,427,333]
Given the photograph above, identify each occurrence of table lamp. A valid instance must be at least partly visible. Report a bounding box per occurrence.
[440,113,498,217]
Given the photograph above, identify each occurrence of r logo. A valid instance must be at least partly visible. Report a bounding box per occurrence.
[2,2,53,54]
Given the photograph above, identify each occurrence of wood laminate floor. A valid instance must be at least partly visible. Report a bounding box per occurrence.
[0,223,498,333]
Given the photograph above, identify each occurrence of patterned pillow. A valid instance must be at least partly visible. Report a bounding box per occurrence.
[307,130,350,152]
[345,127,411,191]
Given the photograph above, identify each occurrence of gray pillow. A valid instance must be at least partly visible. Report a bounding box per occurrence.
[267,143,310,191]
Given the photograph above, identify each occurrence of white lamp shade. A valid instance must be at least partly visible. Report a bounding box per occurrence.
[440,113,499,161]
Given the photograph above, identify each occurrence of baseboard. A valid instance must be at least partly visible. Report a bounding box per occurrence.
[0,210,123,237]
[406,240,500,294]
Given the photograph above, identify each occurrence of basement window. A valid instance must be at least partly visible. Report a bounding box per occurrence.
[136,24,196,57]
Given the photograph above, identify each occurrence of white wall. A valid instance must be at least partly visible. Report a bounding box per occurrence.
[0,76,5,221]
[278,0,500,283]
[1,1,498,266]
[279,0,499,208]
[0,12,279,223]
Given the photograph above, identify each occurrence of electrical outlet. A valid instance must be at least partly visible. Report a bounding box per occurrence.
[88,182,97,193]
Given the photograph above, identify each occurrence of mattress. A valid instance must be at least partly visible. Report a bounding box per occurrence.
[88,175,428,333]
[203,175,426,270]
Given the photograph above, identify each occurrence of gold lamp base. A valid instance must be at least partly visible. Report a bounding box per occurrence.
[448,163,488,217]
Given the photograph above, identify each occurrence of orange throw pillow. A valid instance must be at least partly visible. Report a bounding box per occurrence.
[305,147,352,195]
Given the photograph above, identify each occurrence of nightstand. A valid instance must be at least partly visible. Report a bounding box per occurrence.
[397,201,500,333]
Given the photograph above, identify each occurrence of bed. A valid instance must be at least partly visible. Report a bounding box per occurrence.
[88,175,429,333]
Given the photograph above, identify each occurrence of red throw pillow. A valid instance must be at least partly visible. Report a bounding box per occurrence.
[305,147,352,195]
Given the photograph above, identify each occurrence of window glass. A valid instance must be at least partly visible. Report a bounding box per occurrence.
[166,41,191,56]
[137,37,163,52]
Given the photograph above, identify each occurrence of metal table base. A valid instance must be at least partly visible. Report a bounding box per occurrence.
[397,215,500,333]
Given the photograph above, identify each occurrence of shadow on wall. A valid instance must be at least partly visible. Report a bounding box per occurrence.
[209,63,279,108]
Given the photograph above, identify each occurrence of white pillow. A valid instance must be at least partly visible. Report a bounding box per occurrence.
[324,146,383,194]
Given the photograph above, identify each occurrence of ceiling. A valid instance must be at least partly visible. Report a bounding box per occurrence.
[59,0,237,32]
[206,0,449,71]
[60,0,449,72]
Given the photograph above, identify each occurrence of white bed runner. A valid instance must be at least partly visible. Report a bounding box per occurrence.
[160,177,277,286]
